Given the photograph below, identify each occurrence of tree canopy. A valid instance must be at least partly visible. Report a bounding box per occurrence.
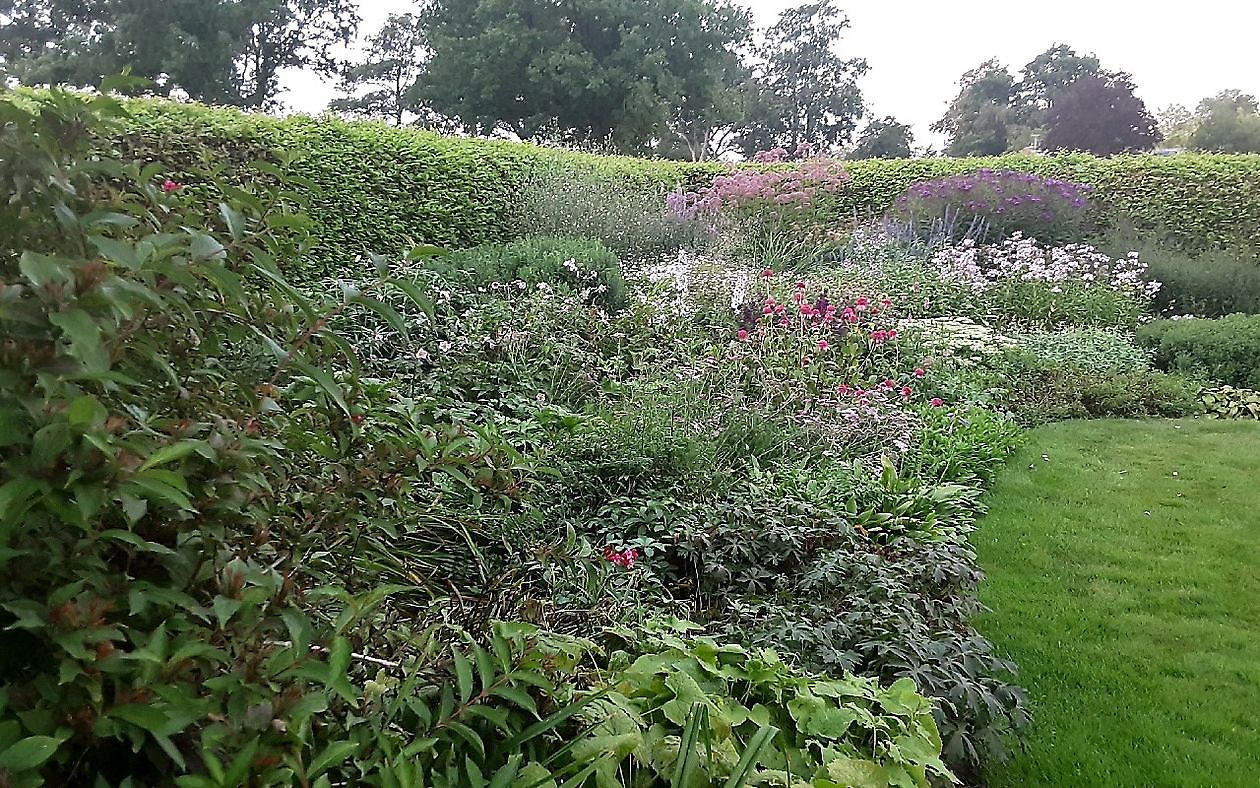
[850,115,913,159]
[0,0,359,108]
[1041,72,1158,155]
[932,58,1026,157]
[330,12,428,126]
[735,0,868,156]
[417,0,751,156]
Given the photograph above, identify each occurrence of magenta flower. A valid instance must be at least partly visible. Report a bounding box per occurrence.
[817,339,829,351]
[161,179,181,193]
[914,367,926,378]
[737,329,749,340]
[930,398,944,408]
[901,386,912,398]
[882,378,896,389]
[761,268,775,278]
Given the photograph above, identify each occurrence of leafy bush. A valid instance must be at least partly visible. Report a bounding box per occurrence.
[889,170,1094,244]
[1101,232,1260,317]
[1201,386,1260,419]
[592,622,955,787]
[1009,328,1150,374]
[1138,314,1260,387]
[1002,364,1202,424]
[437,236,628,311]
[517,159,699,261]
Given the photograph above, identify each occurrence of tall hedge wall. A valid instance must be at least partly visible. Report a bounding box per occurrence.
[118,99,1260,277]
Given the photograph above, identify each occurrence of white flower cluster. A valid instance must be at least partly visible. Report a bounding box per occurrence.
[931,234,1161,301]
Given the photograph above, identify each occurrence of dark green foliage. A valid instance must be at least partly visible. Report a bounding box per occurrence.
[328,12,427,126]
[931,58,1026,157]
[1139,315,1260,388]
[439,237,628,311]
[736,0,868,155]
[1189,90,1260,154]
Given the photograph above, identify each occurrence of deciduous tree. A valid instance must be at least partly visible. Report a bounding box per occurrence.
[330,12,427,126]
[932,58,1025,156]
[849,115,913,159]
[0,0,358,109]
[1041,72,1158,155]
[735,0,867,156]
[417,0,751,156]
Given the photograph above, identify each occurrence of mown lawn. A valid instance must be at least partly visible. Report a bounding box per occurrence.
[974,418,1260,787]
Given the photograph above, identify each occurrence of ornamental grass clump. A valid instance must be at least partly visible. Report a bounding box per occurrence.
[890,169,1094,244]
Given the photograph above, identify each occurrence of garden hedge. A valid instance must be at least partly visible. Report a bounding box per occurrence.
[116,99,1260,277]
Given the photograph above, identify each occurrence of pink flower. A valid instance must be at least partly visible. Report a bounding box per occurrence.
[930,398,944,408]
[763,305,774,314]
[602,546,639,569]
[887,329,898,339]
[801,355,813,366]
[737,329,749,340]
[161,179,180,193]
[800,304,814,316]
[881,298,893,308]
[837,384,851,395]
[796,280,807,289]
[761,268,775,278]
[817,340,829,351]
[883,378,896,389]
[900,386,912,398]
[913,367,926,378]
[856,297,869,307]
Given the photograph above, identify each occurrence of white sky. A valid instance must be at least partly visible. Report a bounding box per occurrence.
[280,0,1260,148]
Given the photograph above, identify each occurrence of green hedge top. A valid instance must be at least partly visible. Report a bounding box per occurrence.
[116,99,1260,277]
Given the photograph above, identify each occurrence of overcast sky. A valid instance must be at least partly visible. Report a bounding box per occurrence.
[280,0,1260,148]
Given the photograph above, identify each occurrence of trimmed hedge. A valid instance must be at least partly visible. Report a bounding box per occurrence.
[116,99,1260,277]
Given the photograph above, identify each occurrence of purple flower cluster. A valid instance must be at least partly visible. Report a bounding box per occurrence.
[891,169,1094,243]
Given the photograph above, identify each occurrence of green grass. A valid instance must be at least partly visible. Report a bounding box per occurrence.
[974,418,1260,787]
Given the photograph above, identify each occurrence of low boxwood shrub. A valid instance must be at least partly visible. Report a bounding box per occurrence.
[1138,314,1260,387]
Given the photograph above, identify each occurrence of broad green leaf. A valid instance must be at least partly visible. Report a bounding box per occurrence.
[19,252,72,288]
[308,740,359,779]
[50,309,110,373]
[451,646,474,704]
[0,735,63,772]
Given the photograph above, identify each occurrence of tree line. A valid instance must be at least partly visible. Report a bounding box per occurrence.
[3,0,1257,159]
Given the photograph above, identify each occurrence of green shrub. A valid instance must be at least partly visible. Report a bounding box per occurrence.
[1138,314,1260,387]
[1099,229,1260,317]
[1010,329,1150,374]
[438,236,628,311]
[517,159,699,261]
[1147,249,1260,317]
[1003,363,1203,424]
